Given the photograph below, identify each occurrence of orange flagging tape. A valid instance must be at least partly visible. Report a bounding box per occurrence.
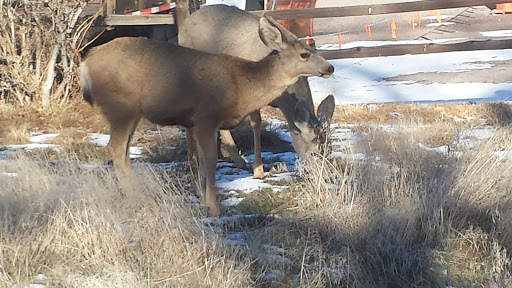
[365,24,372,37]
[417,11,421,28]
[337,33,342,48]
[305,36,311,45]
[436,9,441,23]
[390,18,397,39]
[407,12,412,24]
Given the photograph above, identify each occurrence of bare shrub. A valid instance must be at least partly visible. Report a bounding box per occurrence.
[0,0,85,106]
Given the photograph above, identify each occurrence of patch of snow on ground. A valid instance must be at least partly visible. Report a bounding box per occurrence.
[309,49,512,105]
[2,172,18,177]
[267,172,294,182]
[265,118,292,143]
[318,38,467,50]
[427,22,456,27]
[418,143,451,156]
[217,173,272,193]
[88,133,110,147]
[6,143,60,152]
[221,196,246,206]
[88,133,145,158]
[223,232,246,245]
[480,30,512,37]
[29,133,59,143]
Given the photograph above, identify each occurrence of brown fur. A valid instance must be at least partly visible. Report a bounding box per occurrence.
[80,13,333,215]
[179,5,335,178]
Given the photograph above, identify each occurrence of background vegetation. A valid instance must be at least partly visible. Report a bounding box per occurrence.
[1,0,85,107]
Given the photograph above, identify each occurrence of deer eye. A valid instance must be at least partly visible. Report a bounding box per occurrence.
[300,52,311,59]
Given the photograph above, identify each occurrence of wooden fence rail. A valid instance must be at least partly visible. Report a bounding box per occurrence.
[319,39,512,59]
[251,0,503,19]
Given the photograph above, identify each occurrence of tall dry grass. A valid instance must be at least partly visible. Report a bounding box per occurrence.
[0,153,252,287]
[239,124,512,287]
[2,102,512,287]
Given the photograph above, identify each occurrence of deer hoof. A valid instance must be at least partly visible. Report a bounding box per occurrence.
[253,165,264,179]
[208,202,221,217]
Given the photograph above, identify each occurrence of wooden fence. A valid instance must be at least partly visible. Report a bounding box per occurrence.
[250,0,512,59]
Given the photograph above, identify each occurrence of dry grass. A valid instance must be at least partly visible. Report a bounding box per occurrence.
[331,102,490,126]
[237,124,512,287]
[2,102,512,287]
[0,153,252,287]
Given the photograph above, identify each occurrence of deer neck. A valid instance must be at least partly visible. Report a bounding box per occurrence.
[234,53,298,115]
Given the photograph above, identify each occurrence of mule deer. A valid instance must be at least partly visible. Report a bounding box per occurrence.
[80,12,333,216]
[179,4,335,178]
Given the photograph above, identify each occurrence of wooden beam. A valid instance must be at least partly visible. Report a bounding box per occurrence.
[251,0,500,19]
[104,14,175,25]
[318,39,512,60]
[175,0,189,27]
[105,0,114,16]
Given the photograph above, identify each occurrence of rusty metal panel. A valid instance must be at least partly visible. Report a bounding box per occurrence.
[274,0,317,38]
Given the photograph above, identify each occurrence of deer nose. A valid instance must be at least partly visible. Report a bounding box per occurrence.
[327,65,335,74]
[320,64,335,78]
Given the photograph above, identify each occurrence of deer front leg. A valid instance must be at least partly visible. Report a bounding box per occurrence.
[250,110,264,179]
[193,127,221,216]
[219,129,247,169]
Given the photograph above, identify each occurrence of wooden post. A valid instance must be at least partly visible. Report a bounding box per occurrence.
[104,0,114,15]
[264,0,273,10]
[175,0,189,28]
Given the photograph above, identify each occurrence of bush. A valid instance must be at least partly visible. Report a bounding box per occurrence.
[0,0,85,106]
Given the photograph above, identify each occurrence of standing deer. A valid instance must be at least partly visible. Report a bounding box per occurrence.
[179,4,335,178]
[80,12,333,216]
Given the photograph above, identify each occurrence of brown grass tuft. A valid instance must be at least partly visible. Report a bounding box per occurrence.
[239,123,512,287]
[0,154,252,287]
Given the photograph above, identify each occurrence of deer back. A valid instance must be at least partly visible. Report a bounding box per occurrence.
[178,4,335,155]
[81,13,332,131]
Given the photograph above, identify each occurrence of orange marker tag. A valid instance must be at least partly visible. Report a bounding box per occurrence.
[305,36,311,45]
[390,18,397,39]
[407,12,412,24]
[417,11,421,28]
[365,24,372,37]
[337,33,342,49]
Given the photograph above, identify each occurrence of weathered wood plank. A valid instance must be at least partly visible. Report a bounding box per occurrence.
[104,14,175,25]
[251,0,500,19]
[318,39,512,59]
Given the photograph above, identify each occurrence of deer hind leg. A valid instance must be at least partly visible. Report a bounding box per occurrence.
[250,110,264,179]
[219,129,247,169]
[186,128,203,203]
[106,115,141,189]
[193,126,221,216]
[107,118,139,171]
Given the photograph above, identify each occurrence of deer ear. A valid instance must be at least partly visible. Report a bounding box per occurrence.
[258,14,295,51]
[317,94,335,124]
[293,99,311,131]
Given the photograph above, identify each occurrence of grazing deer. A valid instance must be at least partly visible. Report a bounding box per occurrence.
[80,12,333,216]
[179,4,335,178]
